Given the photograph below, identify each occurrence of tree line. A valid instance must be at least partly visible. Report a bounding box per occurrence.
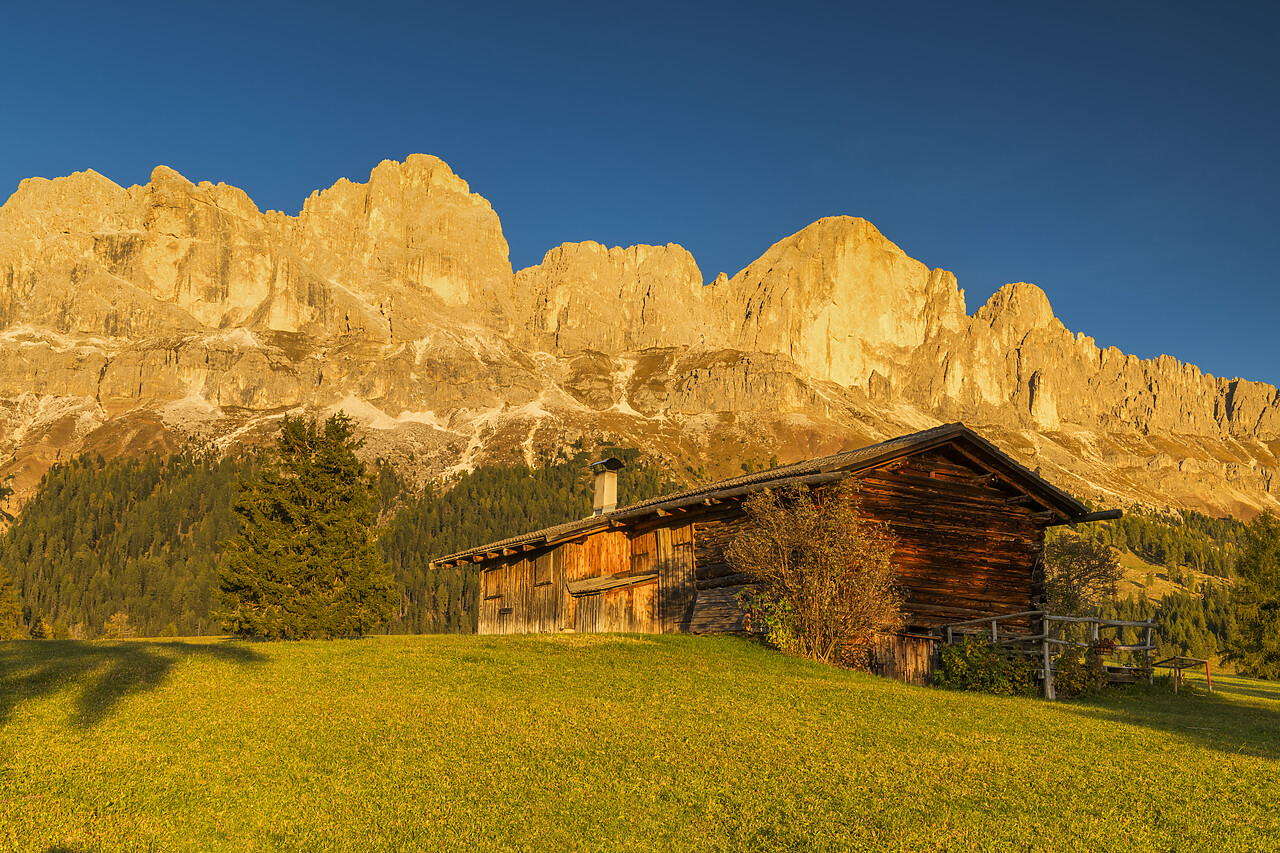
[0,439,678,638]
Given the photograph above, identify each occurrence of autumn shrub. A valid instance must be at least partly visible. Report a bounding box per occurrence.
[725,480,901,668]
[1044,533,1122,614]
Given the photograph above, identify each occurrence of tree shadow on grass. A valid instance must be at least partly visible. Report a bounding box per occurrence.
[1054,675,1280,759]
[0,639,264,729]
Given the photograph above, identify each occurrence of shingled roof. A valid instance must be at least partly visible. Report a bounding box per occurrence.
[432,422,1092,567]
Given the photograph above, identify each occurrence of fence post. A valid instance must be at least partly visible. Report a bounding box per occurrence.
[1042,636,1055,701]
[1152,617,1162,686]
[991,619,998,642]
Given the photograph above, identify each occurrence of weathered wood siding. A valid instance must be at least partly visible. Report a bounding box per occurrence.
[686,449,1045,634]
[655,525,696,632]
[856,450,1044,630]
[689,506,751,633]
[477,523,697,635]
[870,634,938,686]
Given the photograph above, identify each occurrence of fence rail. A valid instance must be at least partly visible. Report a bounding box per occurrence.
[937,610,1156,700]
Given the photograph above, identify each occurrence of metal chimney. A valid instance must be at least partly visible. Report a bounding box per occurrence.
[590,457,625,516]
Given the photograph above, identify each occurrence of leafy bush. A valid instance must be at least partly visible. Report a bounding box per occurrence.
[933,635,1039,697]
[1053,643,1108,698]
[725,481,901,668]
[736,588,800,655]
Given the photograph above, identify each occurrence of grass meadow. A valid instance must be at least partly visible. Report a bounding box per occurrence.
[1,634,1277,852]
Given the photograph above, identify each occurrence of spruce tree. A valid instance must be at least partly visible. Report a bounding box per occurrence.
[1225,512,1280,678]
[218,413,396,639]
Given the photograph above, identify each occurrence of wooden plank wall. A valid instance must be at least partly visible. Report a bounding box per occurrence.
[685,448,1045,636]
[689,507,752,633]
[478,541,584,635]
[870,634,938,686]
[656,525,696,632]
[478,525,697,635]
[856,450,1044,631]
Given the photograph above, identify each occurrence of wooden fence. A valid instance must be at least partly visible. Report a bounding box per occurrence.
[938,610,1157,700]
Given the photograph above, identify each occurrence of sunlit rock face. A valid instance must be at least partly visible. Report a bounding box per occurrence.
[1,156,1278,518]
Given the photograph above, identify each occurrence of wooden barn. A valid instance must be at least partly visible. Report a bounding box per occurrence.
[433,423,1113,680]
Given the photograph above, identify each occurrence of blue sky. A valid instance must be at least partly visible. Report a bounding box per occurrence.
[3,1,1277,384]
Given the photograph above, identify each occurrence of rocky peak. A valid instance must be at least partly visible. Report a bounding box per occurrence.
[290,156,514,317]
[515,239,719,354]
[975,282,1060,336]
[715,216,968,389]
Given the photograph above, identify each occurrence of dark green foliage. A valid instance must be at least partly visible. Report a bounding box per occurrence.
[27,616,49,639]
[1224,512,1280,678]
[933,635,1039,696]
[219,414,396,640]
[1052,643,1108,699]
[0,449,254,638]
[0,564,21,639]
[378,447,680,633]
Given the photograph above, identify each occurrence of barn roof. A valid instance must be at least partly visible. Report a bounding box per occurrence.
[432,422,1094,567]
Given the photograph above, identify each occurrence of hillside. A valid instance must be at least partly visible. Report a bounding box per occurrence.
[2,634,1276,852]
[2,157,1280,518]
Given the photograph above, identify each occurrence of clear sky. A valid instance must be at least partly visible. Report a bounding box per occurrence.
[3,1,1277,385]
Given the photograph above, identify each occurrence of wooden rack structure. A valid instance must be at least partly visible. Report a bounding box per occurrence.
[938,610,1157,700]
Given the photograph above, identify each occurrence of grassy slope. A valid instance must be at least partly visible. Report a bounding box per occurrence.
[1114,549,1227,602]
[2,635,1278,853]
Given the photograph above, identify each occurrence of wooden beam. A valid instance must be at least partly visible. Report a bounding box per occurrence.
[951,444,1070,520]
[502,548,516,557]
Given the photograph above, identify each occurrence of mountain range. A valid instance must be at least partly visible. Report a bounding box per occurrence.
[2,154,1278,518]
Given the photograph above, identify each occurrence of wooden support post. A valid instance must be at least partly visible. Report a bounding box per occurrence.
[945,626,953,645]
[1152,622,1162,681]
[1042,637,1055,701]
[991,618,999,642]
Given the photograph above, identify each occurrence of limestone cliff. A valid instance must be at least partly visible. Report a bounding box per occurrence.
[1,156,1278,520]
[515,241,721,353]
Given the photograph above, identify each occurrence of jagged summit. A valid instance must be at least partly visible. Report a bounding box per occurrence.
[1,155,1277,518]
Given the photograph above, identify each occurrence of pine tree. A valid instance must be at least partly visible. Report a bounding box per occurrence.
[1224,512,1280,678]
[218,413,396,639]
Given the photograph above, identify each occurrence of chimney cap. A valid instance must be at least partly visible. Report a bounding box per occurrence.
[589,457,626,472]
